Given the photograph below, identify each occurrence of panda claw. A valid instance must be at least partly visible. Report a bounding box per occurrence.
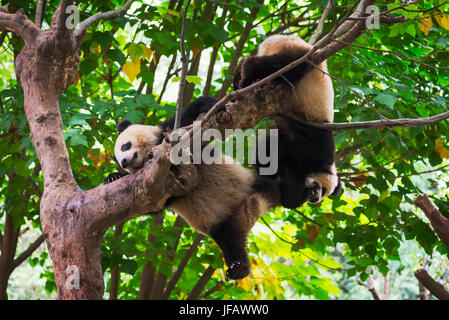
[104,172,124,184]
[226,261,251,280]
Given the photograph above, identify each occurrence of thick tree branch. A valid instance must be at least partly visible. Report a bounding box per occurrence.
[34,0,46,28]
[73,0,134,40]
[414,269,449,300]
[414,194,449,248]
[55,0,74,32]
[0,7,41,44]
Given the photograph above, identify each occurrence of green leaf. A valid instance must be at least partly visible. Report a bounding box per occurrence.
[66,128,88,147]
[186,75,202,86]
[79,58,98,75]
[374,93,398,109]
[405,24,416,38]
[128,42,144,63]
[121,260,138,275]
[106,49,126,64]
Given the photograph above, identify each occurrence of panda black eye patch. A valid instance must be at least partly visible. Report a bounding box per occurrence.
[121,141,131,152]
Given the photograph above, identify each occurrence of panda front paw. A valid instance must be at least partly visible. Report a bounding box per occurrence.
[104,172,127,184]
[226,261,251,280]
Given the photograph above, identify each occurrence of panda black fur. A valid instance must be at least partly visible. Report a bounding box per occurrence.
[104,96,280,280]
[233,35,342,209]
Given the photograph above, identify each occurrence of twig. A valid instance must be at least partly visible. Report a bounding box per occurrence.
[394,164,449,180]
[157,53,178,104]
[292,209,323,227]
[173,0,191,130]
[162,234,204,299]
[339,149,417,177]
[336,40,449,70]
[260,217,340,270]
[414,269,449,300]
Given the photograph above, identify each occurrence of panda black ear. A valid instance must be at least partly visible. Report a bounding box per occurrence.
[117,119,132,133]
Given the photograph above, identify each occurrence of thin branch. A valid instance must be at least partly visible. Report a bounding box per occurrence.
[10,235,45,271]
[157,53,178,104]
[414,194,449,248]
[394,164,449,180]
[339,149,417,177]
[109,222,123,300]
[292,209,323,227]
[173,0,191,130]
[216,0,263,99]
[414,269,449,300]
[34,0,46,28]
[186,265,215,300]
[357,276,381,300]
[260,217,340,270]
[162,234,204,299]
[308,0,333,45]
[284,108,449,131]
[73,0,134,39]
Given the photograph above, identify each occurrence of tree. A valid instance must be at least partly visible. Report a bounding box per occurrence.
[0,0,448,300]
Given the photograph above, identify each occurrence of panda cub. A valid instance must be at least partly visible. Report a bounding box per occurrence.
[233,35,342,209]
[105,97,280,280]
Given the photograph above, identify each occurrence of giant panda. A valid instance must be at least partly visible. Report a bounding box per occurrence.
[233,35,342,209]
[104,96,280,280]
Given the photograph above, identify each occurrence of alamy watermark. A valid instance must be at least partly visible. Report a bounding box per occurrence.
[366,5,380,30]
[66,265,80,290]
[65,5,80,30]
[169,122,279,176]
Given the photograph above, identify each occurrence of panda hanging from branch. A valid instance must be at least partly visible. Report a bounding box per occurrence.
[234,34,342,209]
[104,35,342,280]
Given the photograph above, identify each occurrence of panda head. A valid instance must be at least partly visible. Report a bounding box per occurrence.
[113,119,162,174]
[305,174,342,204]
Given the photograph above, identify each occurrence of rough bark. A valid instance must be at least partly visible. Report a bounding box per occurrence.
[414,269,449,300]
[414,194,449,248]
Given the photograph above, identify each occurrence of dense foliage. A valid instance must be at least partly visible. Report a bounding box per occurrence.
[0,0,448,299]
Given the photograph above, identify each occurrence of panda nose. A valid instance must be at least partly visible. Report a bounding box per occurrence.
[121,159,128,168]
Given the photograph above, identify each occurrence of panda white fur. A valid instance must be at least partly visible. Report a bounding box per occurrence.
[233,35,342,209]
[105,97,280,280]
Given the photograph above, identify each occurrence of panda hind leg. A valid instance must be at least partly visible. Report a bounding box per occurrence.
[209,216,251,280]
